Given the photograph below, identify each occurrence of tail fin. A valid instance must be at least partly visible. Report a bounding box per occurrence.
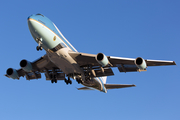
[100,76,107,84]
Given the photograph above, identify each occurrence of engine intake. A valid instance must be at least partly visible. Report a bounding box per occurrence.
[135,57,147,70]
[6,68,19,79]
[96,53,109,67]
[20,59,33,72]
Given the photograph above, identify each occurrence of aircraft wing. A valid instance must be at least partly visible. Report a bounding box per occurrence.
[5,54,65,80]
[109,56,176,72]
[69,52,176,76]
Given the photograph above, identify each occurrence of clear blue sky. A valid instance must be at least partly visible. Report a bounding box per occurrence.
[0,0,179,120]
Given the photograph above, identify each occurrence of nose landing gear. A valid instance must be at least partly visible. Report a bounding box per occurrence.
[36,37,43,51]
[36,46,43,51]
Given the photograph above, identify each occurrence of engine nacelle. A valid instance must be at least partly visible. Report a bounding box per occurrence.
[6,68,19,79]
[134,57,147,70]
[20,59,33,72]
[96,53,109,67]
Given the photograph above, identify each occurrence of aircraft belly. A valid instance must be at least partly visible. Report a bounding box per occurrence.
[47,48,84,77]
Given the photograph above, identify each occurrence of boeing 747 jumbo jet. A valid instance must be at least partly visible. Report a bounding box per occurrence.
[5,14,176,93]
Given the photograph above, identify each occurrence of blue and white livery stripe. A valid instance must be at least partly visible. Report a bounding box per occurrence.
[53,23,77,52]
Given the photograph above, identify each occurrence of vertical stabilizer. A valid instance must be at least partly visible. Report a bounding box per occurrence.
[101,76,107,84]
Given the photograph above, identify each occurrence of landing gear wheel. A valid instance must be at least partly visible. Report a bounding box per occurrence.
[64,78,72,85]
[68,77,72,84]
[51,76,57,84]
[36,46,39,51]
[36,46,42,51]
[55,80,57,83]
[39,46,43,50]
[51,80,54,83]
[76,78,82,84]
[64,79,68,85]
[69,80,72,84]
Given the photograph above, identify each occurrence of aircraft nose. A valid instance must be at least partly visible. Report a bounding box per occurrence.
[27,15,34,27]
[27,14,35,21]
[27,14,39,40]
[27,16,31,20]
[27,14,38,29]
[27,17,33,29]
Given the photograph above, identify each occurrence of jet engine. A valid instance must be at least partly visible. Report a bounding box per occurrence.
[134,57,147,70]
[20,59,33,72]
[96,53,109,67]
[6,68,19,79]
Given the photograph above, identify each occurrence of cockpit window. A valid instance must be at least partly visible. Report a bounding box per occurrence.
[36,13,44,17]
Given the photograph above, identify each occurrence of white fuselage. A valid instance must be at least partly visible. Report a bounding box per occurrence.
[27,14,107,93]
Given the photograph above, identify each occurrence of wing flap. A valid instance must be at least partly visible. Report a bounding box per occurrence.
[25,72,41,80]
[117,64,138,72]
[93,68,114,77]
[45,72,65,80]
[33,55,58,71]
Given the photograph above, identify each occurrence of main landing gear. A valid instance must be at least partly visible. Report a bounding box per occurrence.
[50,72,83,85]
[64,77,72,85]
[51,74,57,83]
[51,79,57,83]
[76,78,83,84]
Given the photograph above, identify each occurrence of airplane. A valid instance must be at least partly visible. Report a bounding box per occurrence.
[5,13,176,93]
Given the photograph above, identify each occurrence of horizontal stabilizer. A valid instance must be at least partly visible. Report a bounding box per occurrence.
[77,87,93,90]
[104,84,136,90]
